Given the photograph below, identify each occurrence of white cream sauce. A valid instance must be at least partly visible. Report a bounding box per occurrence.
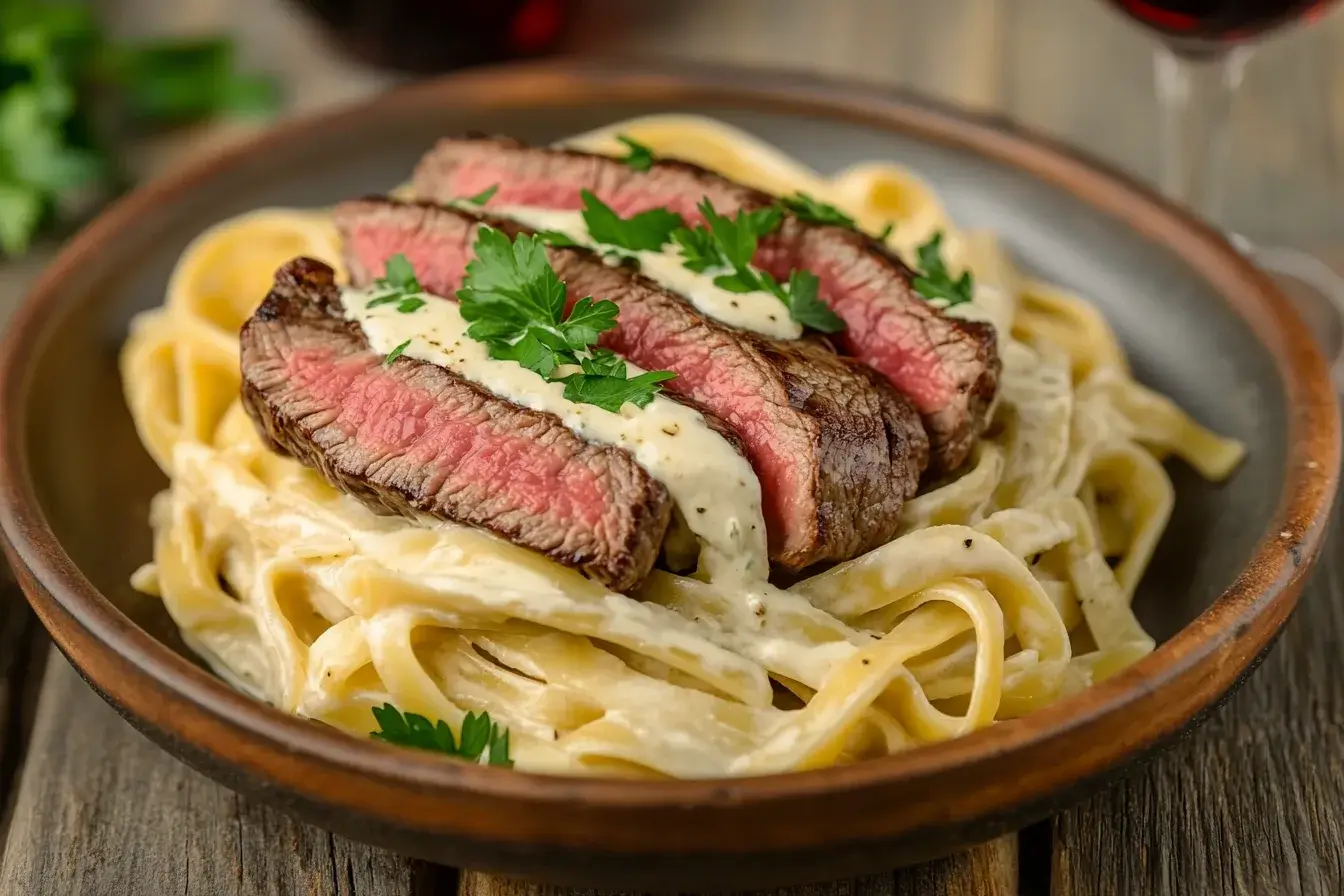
[483,205,804,341]
[341,285,770,584]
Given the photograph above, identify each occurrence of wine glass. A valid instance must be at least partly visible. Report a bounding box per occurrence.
[1104,0,1344,383]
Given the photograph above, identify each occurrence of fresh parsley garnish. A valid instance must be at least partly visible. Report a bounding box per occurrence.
[456,226,675,409]
[365,254,425,313]
[763,269,844,333]
[877,222,895,241]
[697,199,782,272]
[911,231,973,307]
[560,367,678,413]
[616,134,655,172]
[671,224,721,273]
[0,6,278,256]
[464,184,499,206]
[780,192,856,229]
[669,199,842,332]
[383,338,411,366]
[580,190,684,253]
[552,347,676,412]
[371,704,513,767]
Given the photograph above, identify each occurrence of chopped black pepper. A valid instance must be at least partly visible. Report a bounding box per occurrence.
[963,538,973,548]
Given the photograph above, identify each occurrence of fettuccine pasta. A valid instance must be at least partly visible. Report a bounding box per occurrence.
[121,116,1243,777]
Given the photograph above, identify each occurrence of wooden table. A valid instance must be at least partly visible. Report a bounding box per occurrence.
[3,1,1344,893]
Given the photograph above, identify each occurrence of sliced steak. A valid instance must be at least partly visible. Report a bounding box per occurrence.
[411,136,999,472]
[334,197,928,569]
[239,257,672,592]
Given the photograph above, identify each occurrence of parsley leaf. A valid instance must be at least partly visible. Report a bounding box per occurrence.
[768,269,844,333]
[487,331,556,378]
[712,269,764,293]
[559,296,621,349]
[877,222,895,241]
[383,339,411,366]
[365,254,426,313]
[464,184,499,206]
[456,227,675,410]
[697,199,781,270]
[617,134,655,172]
[371,704,513,767]
[559,369,678,413]
[395,297,426,313]
[671,225,721,273]
[670,199,843,334]
[380,254,419,292]
[579,347,627,377]
[780,192,856,229]
[459,227,569,336]
[911,232,973,307]
[580,190,684,253]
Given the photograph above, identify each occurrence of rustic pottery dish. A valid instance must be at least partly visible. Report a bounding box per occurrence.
[0,60,1337,889]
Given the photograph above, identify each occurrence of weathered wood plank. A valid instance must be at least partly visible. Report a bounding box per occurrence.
[892,837,1019,896]
[456,836,1017,896]
[1051,496,1344,896]
[0,652,437,896]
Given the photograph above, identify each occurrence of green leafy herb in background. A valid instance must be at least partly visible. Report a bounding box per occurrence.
[371,704,513,767]
[616,134,655,172]
[911,231,973,307]
[0,1,279,255]
[456,226,675,409]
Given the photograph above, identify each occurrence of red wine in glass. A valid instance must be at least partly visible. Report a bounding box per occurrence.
[1107,0,1337,47]
[294,0,572,73]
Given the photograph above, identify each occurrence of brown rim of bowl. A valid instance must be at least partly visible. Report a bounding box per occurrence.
[0,58,1338,847]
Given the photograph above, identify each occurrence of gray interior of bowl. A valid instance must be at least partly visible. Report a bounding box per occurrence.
[24,101,1283,660]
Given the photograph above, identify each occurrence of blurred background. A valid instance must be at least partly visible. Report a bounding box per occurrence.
[2,0,1342,326]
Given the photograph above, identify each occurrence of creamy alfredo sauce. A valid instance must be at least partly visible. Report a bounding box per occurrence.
[482,205,804,341]
[342,285,770,584]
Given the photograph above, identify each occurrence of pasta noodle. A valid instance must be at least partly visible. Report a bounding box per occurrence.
[121,116,1245,778]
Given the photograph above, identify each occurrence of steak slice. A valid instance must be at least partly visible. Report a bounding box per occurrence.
[239,257,672,593]
[335,197,928,569]
[411,136,1000,473]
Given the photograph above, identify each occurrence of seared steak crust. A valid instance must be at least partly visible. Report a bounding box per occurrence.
[411,135,999,473]
[239,257,672,592]
[335,197,928,569]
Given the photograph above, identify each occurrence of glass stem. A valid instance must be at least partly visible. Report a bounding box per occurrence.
[1154,44,1252,223]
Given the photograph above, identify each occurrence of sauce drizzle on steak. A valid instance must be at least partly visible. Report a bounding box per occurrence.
[335,197,927,571]
[239,257,672,593]
[411,135,1000,473]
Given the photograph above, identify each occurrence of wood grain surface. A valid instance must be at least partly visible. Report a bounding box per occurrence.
[1,0,1341,893]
